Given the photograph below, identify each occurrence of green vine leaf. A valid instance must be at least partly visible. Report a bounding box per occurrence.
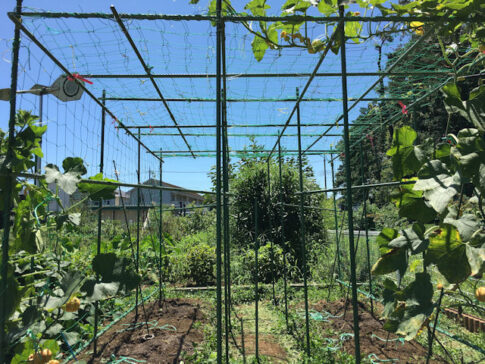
[62,157,87,175]
[443,208,481,241]
[389,223,429,255]
[372,228,407,276]
[444,84,485,132]
[245,0,270,16]
[395,273,434,340]
[451,128,485,195]
[425,225,471,283]
[387,126,425,180]
[414,161,461,214]
[318,0,337,15]
[78,173,117,201]
[282,0,312,13]
[92,253,141,291]
[391,180,436,223]
[251,33,269,61]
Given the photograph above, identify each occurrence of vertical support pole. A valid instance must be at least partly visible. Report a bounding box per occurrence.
[93,89,106,355]
[296,87,310,356]
[267,160,276,305]
[34,92,44,186]
[136,127,141,317]
[254,199,259,362]
[0,1,22,362]
[323,156,327,198]
[330,154,341,280]
[215,0,223,362]
[159,152,163,304]
[359,144,374,316]
[221,20,230,362]
[278,137,289,330]
[338,5,361,361]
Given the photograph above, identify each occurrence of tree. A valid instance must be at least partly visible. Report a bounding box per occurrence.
[228,140,326,271]
[334,35,477,207]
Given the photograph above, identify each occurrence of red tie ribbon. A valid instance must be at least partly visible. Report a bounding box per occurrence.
[149,125,154,133]
[67,73,93,85]
[398,101,408,115]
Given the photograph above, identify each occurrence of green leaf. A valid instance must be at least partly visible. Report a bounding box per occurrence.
[372,228,408,276]
[92,253,141,291]
[282,0,312,13]
[62,157,87,175]
[0,269,22,320]
[82,280,120,302]
[345,21,362,43]
[78,173,117,201]
[266,23,279,45]
[445,85,485,132]
[391,181,436,223]
[245,0,270,16]
[391,126,417,148]
[387,127,424,179]
[251,34,269,61]
[444,209,481,242]
[417,176,461,214]
[389,223,429,255]
[425,225,471,283]
[394,273,434,340]
[318,0,337,15]
[442,82,462,109]
[466,245,485,277]
[376,228,399,255]
[435,143,451,160]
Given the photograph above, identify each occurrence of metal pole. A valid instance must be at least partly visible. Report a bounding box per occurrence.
[296,87,310,356]
[278,137,289,330]
[323,156,327,198]
[93,89,106,355]
[215,0,223,362]
[221,20,231,362]
[136,128,141,317]
[0,1,22,361]
[267,160,276,305]
[7,13,162,164]
[360,144,374,316]
[254,199,259,362]
[34,92,44,186]
[110,5,194,158]
[330,156,341,280]
[339,4,361,361]
[159,153,163,304]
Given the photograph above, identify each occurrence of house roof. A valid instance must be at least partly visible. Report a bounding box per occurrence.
[115,190,130,198]
[128,179,204,200]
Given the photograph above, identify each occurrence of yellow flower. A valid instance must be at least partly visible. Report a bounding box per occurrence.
[410,21,424,35]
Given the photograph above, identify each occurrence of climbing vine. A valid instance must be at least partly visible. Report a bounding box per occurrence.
[0,111,139,362]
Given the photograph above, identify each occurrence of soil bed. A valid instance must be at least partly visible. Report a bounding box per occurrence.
[76,298,205,364]
[312,299,444,363]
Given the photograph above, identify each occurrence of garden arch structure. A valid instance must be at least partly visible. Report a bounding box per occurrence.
[2,0,484,363]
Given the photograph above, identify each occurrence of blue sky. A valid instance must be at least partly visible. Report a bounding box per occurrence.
[0,0,410,192]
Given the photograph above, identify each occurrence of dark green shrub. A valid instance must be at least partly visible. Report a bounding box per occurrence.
[186,243,216,286]
[243,242,284,284]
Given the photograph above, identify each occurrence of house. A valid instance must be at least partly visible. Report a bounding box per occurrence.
[127,178,204,207]
[96,179,204,222]
[47,178,203,224]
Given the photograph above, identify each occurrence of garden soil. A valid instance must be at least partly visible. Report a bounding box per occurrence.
[76,298,204,364]
[312,298,444,363]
